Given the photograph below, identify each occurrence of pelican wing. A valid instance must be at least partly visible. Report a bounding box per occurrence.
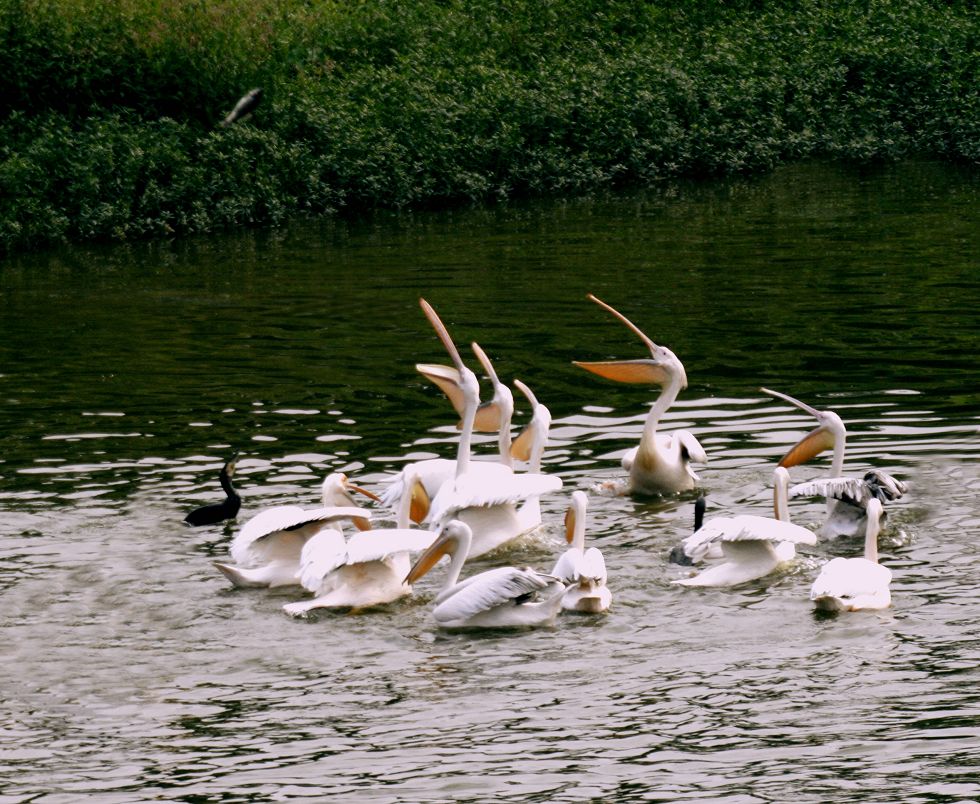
[675,430,708,464]
[231,505,370,565]
[578,546,608,584]
[344,528,437,565]
[296,529,349,591]
[683,514,815,558]
[551,547,584,583]
[719,539,779,564]
[864,470,908,501]
[810,557,892,601]
[426,467,562,525]
[790,477,874,508]
[435,567,555,622]
[378,459,456,510]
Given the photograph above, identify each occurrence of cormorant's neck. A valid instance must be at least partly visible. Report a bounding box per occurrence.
[219,469,239,500]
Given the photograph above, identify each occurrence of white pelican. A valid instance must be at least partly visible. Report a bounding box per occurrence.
[810,498,891,611]
[282,471,435,615]
[404,519,566,629]
[512,378,554,533]
[673,467,816,587]
[213,473,378,588]
[551,491,611,613]
[761,387,907,538]
[378,338,514,520]
[575,293,706,495]
[412,361,554,539]
[184,453,241,526]
[404,300,562,558]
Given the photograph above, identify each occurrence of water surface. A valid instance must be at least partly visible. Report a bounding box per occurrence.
[1,160,978,802]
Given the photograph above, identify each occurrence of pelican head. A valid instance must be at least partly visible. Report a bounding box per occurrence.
[761,388,847,471]
[321,472,380,530]
[470,341,513,433]
[511,378,552,463]
[403,519,469,585]
[574,293,688,389]
[419,299,481,421]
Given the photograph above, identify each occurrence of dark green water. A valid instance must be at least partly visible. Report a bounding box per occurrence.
[1,160,978,801]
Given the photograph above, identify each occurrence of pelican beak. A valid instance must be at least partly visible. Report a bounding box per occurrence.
[587,294,660,353]
[348,484,381,504]
[404,534,451,585]
[420,298,465,371]
[778,426,837,468]
[418,362,500,432]
[472,400,503,433]
[564,505,576,544]
[760,387,823,419]
[511,423,534,461]
[352,516,372,532]
[409,478,430,525]
[573,359,672,385]
[417,363,465,412]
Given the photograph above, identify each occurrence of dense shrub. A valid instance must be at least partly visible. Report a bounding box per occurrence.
[0,0,976,252]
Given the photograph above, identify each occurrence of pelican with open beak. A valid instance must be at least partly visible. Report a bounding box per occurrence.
[575,294,707,495]
[511,378,554,533]
[387,300,562,559]
[404,519,566,629]
[761,387,907,538]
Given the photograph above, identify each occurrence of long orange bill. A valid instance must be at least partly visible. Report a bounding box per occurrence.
[760,387,822,419]
[513,378,538,408]
[349,484,382,503]
[420,298,465,372]
[779,426,836,468]
[404,538,450,585]
[573,359,670,385]
[588,293,659,353]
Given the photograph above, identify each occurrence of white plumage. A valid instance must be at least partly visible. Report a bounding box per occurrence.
[575,294,706,495]
[511,378,555,533]
[282,470,436,615]
[674,467,816,587]
[551,490,611,613]
[405,520,566,629]
[810,498,892,611]
[213,472,377,589]
[398,300,562,559]
[762,387,907,538]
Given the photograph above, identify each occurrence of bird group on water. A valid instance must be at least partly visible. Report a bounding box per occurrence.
[185,295,908,628]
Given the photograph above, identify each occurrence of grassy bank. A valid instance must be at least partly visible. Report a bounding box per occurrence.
[1,0,976,253]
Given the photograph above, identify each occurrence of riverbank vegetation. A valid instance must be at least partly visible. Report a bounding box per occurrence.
[1,0,976,253]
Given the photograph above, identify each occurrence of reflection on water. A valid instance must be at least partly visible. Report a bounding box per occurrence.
[1,161,978,801]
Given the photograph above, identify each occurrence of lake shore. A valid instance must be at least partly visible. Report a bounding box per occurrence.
[1,0,976,254]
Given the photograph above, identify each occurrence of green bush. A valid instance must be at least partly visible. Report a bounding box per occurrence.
[0,0,976,252]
